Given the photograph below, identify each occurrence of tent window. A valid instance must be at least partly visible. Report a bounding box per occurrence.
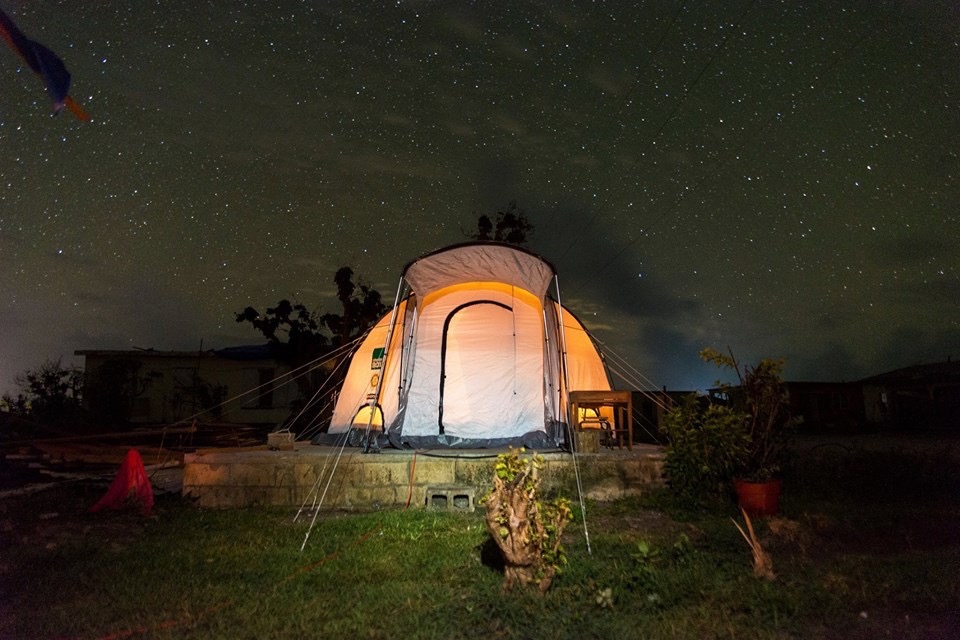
[352,404,384,429]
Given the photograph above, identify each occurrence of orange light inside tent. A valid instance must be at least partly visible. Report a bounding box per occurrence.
[352,405,383,429]
[421,281,543,311]
[577,405,615,428]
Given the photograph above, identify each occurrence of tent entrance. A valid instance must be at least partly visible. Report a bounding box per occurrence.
[439,300,515,434]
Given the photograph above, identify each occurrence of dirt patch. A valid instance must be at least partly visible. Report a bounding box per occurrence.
[761,509,960,558]
[811,609,960,640]
[828,513,960,555]
[0,480,152,554]
[585,504,702,544]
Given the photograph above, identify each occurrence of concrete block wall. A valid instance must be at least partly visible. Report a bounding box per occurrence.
[183,446,664,509]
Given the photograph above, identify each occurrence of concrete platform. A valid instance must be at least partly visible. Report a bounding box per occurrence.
[182,443,664,509]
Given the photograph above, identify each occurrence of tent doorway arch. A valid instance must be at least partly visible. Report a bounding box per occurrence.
[438,300,513,434]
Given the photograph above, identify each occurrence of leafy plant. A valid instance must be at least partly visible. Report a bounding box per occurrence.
[481,448,573,592]
[701,347,799,481]
[670,533,694,564]
[1,358,85,428]
[660,393,750,507]
[623,536,695,608]
[632,539,659,564]
[629,539,660,587]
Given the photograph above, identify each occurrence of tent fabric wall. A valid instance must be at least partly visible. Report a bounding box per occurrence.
[559,304,611,394]
[400,285,545,442]
[317,243,612,449]
[328,297,411,432]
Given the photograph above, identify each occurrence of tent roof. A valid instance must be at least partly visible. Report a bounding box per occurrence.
[402,242,557,298]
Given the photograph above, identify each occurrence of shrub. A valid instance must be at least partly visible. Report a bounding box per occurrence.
[661,394,749,507]
[481,448,573,592]
[701,348,799,481]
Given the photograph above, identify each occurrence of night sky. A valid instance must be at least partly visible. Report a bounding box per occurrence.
[1,1,958,396]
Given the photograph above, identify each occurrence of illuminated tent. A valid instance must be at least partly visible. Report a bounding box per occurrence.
[318,243,611,449]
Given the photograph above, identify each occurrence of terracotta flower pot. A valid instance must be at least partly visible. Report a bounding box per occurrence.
[733,478,782,517]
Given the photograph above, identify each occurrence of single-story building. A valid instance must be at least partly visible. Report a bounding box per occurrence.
[783,381,866,430]
[860,360,960,430]
[74,346,305,428]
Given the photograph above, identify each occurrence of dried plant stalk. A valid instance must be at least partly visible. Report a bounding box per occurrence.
[732,507,776,580]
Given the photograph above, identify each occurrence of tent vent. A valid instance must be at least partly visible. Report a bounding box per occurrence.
[425,485,476,512]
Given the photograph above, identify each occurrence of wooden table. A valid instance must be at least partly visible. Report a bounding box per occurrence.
[569,390,633,450]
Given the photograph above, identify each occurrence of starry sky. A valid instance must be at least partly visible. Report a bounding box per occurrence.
[1,0,958,396]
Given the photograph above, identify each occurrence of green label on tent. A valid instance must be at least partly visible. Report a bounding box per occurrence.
[371,347,385,370]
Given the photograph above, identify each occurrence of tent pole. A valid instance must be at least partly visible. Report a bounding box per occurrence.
[552,275,592,555]
[362,276,406,453]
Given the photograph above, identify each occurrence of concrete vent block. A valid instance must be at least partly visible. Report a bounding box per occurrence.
[425,485,476,512]
[267,431,295,451]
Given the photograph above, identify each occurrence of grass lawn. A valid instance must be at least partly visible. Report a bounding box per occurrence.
[2,435,959,639]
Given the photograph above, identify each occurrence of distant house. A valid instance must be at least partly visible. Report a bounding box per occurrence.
[860,360,960,430]
[631,389,692,444]
[697,360,960,433]
[74,346,305,428]
[783,361,960,431]
[783,381,866,430]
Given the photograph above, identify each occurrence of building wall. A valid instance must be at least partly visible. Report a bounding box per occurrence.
[77,350,302,426]
[785,382,865,430]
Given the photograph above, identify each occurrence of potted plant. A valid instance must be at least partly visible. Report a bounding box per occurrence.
[660,393,750,509]
[700,348,799,516]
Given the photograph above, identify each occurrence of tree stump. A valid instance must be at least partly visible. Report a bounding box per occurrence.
[483,450,571,592]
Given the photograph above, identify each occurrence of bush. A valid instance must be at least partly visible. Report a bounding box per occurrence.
[660,394,749,507]
[1,359,84,429]
[481,448,573,592]
[701,348,798,481]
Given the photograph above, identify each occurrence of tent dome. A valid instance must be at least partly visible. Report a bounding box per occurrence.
[318,243,609,449]
[403,242,557,299]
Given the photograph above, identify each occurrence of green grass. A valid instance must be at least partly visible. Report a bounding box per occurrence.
[3,439,959,639]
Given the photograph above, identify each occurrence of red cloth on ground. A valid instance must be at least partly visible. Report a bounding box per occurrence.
[89,449,154,515]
